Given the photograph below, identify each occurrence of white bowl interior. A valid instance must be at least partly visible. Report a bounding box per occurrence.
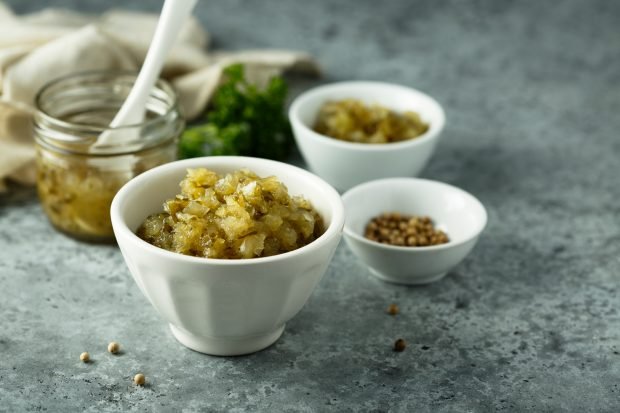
[115,157,342,236]
[342,178,487,245]
[292,81,445,140]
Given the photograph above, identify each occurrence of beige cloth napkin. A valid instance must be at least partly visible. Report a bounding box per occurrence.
[0,2,319,192]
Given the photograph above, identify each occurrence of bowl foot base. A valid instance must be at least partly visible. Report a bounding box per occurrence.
[169,324,285,356]
[369,269,447,285]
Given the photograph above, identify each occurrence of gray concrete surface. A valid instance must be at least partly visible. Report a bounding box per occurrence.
[1,0,620,411]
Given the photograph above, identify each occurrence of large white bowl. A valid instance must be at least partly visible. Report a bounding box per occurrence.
[111,156,344,356]
[342,178,487,285]
[289,81,446,191]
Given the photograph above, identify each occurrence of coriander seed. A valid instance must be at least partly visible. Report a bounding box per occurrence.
[394,338,406,352]
[134,373,146,386]
[80,352,90,363]
[387,304,400,316]
[364,212,449,248]
[107,341,120,354]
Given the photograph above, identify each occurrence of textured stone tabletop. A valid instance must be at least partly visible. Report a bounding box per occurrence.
[1,0,620,411]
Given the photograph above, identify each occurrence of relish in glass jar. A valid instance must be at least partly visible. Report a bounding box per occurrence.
[34,71,184,242]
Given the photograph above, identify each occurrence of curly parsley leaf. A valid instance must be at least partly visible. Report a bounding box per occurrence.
[179,64,293,160]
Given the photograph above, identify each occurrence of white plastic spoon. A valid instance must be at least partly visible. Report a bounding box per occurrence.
[92,0,198,150]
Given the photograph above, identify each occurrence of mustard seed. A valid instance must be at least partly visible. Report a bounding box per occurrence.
[80,352,90,363]
[107,341,120,354]
[394,338,406,352]
[134,373,146,386]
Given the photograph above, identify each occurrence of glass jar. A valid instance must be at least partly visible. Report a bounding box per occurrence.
[34,71,184,243]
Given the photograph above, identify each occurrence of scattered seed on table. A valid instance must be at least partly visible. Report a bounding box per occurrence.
[108,342,120,354]
[134,373,146,386]
[387,303,400,316]
[79,352,90,363]
[393,338,406,352]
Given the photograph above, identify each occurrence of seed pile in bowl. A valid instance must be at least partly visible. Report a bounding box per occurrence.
[364,212,449,247]
[137,168,325,259]
[313,99,429,144]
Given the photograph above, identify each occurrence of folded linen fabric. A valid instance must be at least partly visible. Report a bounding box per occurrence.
[0,2,319,192]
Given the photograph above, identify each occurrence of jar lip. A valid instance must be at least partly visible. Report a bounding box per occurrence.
[34,69,180,132]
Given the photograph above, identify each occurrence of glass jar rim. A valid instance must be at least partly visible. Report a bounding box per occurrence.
[34,69,180,133]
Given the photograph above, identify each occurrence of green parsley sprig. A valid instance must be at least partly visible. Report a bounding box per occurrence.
[179,64,293,160]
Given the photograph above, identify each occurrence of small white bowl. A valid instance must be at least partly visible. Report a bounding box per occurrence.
[289,81,446,191]
[111,156,344,356]
[341,178,487,285]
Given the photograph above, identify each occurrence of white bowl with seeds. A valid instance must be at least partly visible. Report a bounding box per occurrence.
[341,178,487,285]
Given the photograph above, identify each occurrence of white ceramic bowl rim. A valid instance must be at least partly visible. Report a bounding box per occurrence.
[289,81,446,152]
[341,177,488,252]
[111,156,345,266]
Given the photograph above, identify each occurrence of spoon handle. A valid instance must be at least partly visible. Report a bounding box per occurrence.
[108,0,198,129]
